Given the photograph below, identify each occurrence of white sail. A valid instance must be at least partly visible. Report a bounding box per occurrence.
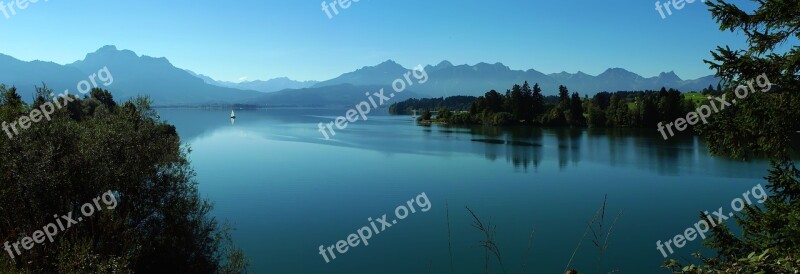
[231,110,236,118]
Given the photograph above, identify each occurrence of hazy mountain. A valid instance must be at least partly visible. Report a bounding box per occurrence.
[66,46,263,105]
[314,60,410,88]
[232,77,319,93]
[317,60,721,97]
[0,46,721,107]
[0,46,263,106]
[184,70,219,85]
[186,71,319,93]
[420,61,555,97]
[314,60,551,98]
[246,84,421,107]
[0,53,88,101]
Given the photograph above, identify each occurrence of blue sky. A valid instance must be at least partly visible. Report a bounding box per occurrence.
[0,0,755,82]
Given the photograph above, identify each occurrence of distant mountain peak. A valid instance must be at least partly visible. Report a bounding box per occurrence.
[658,71,682,81]
[92,45,135,56]
[659,70,677,76]
[186,72,320,93]
[378,59,400,66]
[96,45,118,52]
[0,47,722,105]
[549,71,591,80]
[602,67,632,74]
[351,59,405,72]
[435,60,454,68]
[598,67,641,79]
[356,59,406,72]
[0,52,18,62]
[474,62,510,71]
[84,45,138,61]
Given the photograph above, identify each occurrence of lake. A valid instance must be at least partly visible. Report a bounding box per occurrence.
[157,108,769,274]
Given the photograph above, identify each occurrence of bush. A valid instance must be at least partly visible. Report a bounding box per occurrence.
[489,112,514,126]
[448,112,474,124]
[417,110,433,122]
[437,108,453,121]
[0,86,248,273]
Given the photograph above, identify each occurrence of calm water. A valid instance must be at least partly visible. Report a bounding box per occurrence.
[157,108,768,274]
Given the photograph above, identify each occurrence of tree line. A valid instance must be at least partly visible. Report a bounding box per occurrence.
[393,82,698,129]
[388,96,477,115]
[0,85,248,273]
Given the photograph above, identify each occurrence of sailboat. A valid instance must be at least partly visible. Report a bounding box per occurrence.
[230,110,236,119]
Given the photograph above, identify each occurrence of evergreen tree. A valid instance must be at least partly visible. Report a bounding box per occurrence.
[484,90,504,113]
[521,81,533,122]
[509,84,523,121]
[607,95,619,126]
[638,94,659,128]
[0,85,24,121]
[569,92,586,126]
[703,84,715,95]
[665,0,800,272]
[531,83,545,120]
[558,85,570,107]
[586,101,607,128]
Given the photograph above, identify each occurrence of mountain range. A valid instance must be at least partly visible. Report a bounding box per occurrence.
[0,46,263,106]
[313,60,719,98]
[0,46,720,106]
[185,71,319,93]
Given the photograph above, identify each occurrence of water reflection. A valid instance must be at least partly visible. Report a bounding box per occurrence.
[156,108,773,274]
[156,108,768,178]
[442,125,710,175]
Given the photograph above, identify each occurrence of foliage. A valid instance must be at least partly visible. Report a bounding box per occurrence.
[488,112,514,126]
[438,107,453,121]
[598,88,694,128]
[0,86,248,273]
[449,112,474,124]
[666,0,800,272]
[458,85,588,127]
[417,110,433,122]
[401,79,702,130]
[388,96,477,115]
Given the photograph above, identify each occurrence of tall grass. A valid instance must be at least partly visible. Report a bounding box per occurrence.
[467,206,506,274]
[446,200,455,274]
[520,225,535,274]
[446,195,622,274]
[564,195,623,274]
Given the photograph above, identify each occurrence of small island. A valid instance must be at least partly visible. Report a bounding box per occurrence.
[391,81,721,130]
